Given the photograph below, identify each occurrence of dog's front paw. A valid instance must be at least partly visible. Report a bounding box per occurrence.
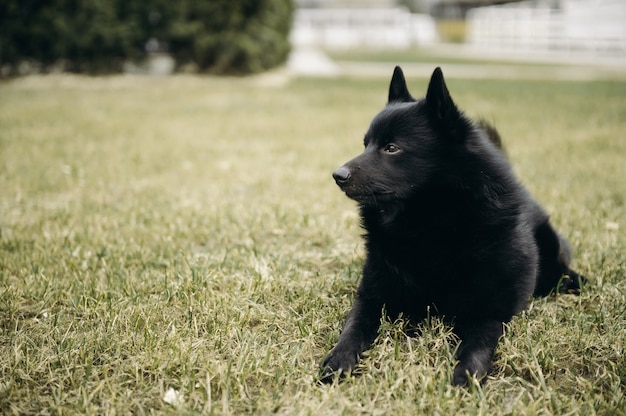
[319,347,359,383]
[452,360,489,387]
[452,364,472,386]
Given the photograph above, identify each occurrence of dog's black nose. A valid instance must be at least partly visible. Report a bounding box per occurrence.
[333,166,351,183]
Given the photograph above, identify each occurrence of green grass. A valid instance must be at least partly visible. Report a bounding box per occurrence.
[1,72,625,415]
[324,47,567,67]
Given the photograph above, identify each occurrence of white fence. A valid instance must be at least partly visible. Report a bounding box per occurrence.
[291,8,438,49]
[467,0,626,54]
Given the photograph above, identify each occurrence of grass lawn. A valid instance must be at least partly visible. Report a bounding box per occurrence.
[324,47,566,67]
[1,71,625,414]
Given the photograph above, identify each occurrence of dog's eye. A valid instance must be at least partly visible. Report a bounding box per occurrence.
[383,144,400,154]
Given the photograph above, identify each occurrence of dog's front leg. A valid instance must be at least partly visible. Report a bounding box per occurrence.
[320,292,382,382]
[452,319,504,386]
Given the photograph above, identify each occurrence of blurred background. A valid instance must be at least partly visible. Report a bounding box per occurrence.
[1,0,625,78]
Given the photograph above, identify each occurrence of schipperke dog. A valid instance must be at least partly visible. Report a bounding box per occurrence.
[321,66,585,386]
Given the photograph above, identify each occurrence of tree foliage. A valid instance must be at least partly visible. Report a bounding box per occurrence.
[0,0,294,75]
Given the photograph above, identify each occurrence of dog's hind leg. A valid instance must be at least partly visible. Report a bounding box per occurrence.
[533,221,586,296]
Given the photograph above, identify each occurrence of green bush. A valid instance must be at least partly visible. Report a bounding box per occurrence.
[167,0,294,74]
[0,0,294,75]
[0,1,141,73]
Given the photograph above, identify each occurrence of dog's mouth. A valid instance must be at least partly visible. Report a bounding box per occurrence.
[333,167,396,204]
[337,183,394,204]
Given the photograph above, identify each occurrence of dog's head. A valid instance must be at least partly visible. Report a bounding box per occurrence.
[333,66,468,206]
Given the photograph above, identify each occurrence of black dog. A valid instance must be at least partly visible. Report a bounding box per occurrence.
[321,66,585,386]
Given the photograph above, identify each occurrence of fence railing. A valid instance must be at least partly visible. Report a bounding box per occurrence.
[291,8,438,49]
[467,0,626,54]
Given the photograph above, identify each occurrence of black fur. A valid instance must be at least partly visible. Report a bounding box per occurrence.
[322,66,585,386]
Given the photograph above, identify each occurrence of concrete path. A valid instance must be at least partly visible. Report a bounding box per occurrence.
[287,44,626,80]
[336,61,626,81]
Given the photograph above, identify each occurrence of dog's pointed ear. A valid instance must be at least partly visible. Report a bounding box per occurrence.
[388,66,413,103]
[426,67,457,120]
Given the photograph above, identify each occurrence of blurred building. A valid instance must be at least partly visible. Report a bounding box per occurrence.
[292,0,626,57]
